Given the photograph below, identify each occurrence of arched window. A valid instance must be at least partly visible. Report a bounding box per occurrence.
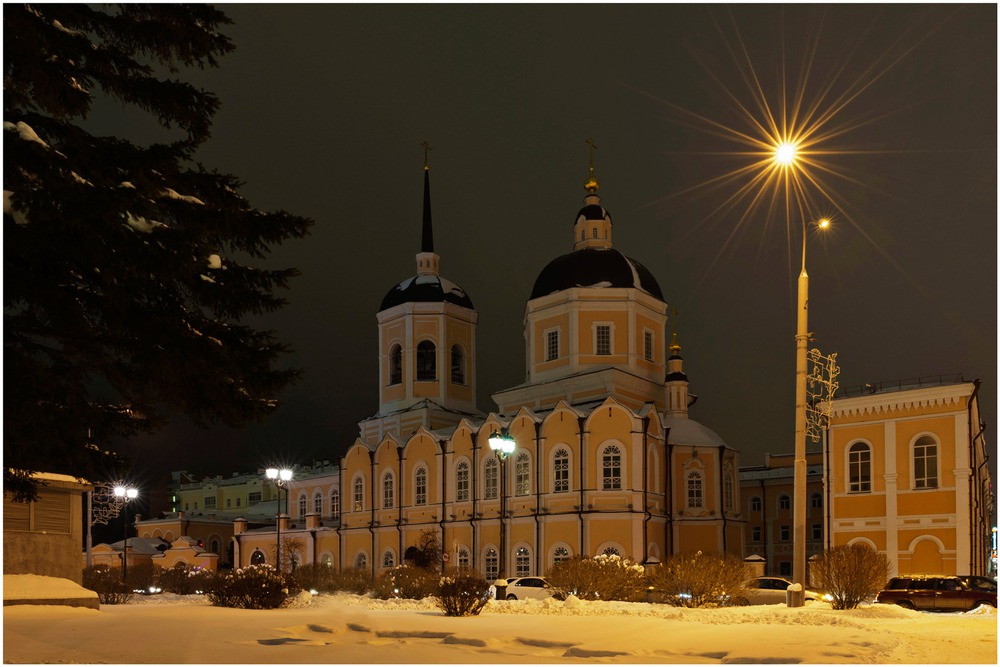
[313,491,323,516]
[355,552,367,570]
[686,470,703,509]
[484,458,498,500]
[553,448,570,493]
[415,466,427,505]
[383,550,395,569]
[210,538,220,555]
[750,496,762,512]
[250,549,265,565]
[601,443,622,490]
[383,471,394,509]
[353,476,364,512]
[553,546,571,565]
[451,345,465,384]
[913,435,939,489]
[456,461,470,502]
[417,340,436,381]
[810,493,823,509]
[321,553,332,567]
[389,344,402,385]
[515,546,531,577]
[848,442,872,493]
[778,494,791,511]
[514,451,530,496]
[457,547,471,569]
[485,547,499,580]
[602,546,621,557]
[330,490,340,519]
[297,493,307,520]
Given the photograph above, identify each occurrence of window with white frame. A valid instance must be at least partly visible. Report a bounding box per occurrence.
[752,526,762,542]
[330,490,340,519]
[353,476,364,512]
[750,496,762,512]
[458,547,470,569]
[545,329,559,362]
[313,491,323,515]
[601,444,622,490]
[553,546,571,564]
[298,494,307,520]
[485,547,498,580]
[515,546,531,577]
[383,471,394,509]
[811,524,822,540]
[602,545,621,557]
[553,448,570,493]
[810,493,822,509]
[456,461,470,501]
[248,491,262,505]
[415,466,427,505]
[780,525,790,541]
[514,451,530,496]
[595,323,611,355]
[484,458,498,500]
[913,435,939,489]
[686,470,703,509]
[848,442,872,493]
[643,329,654,362]
[778,494,791,511]
[204,496,216,509]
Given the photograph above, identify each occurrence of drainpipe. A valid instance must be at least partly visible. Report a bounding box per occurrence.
[665,436,673,556]
[967,379,983,573]
[439,438,448,575]
[337,458,344,572]
[368,451,376,579]
[578,416,587,557]
[397,444,404,565]
[641,415,650,561]
[719,444,727,553]
[823,427,832,552]
[471,429,479,571]
[759,479,767,574]
[534,419,542,575]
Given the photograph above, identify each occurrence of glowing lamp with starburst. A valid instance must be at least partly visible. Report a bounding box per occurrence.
[774,141,798,167]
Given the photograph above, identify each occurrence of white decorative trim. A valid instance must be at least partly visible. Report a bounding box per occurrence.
[830,383,973,418]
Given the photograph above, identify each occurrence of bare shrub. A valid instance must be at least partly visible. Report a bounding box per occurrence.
[545,554,647,602]
[82,565,133,605]
[437,570,492,616]
[333,567,373,595]
[207,564,297,609]
[291,562,338,593]
[811,543,890,610]
[266,536,305,574]
[408,530,442,569]
[125,560,156,593]
[156,563,215,595]
[647,551,754,607]
[372,564,441,599]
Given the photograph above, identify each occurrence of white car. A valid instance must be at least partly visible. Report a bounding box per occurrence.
[736,576,831,605]
[502,576,556,601]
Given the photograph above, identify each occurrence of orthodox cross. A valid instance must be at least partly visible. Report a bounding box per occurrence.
[420,141,432,169]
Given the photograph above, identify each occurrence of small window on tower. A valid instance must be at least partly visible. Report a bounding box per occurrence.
[596,325,611,355]
[545,329,559,362]
[389,344,402,385]
[417,340,436,380]
[592,228,598,239]
[643,330,654,361]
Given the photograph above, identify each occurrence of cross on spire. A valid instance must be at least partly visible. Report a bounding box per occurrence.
[420,141,432,170]
[584,138,599,193]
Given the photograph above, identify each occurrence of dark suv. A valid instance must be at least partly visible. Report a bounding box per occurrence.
[875,575,996,611]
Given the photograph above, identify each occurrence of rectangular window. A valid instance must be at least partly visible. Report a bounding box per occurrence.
[383,476,394,509]
[780,525,790,541]
[416,468,427,506]
[456,463,469,502]
[248,492,262,505]
[204,497,216,509]
[596,324,611,355]
[752,526,762,542]
[554,451,569,493]
[545,329,559,362]
[914,441,938,489]
[643,330,654,362]
[515,455,530,496]
[811,523,822,540]
[485,460,498,500]
[485,550,498,580]
[849,446,872,493]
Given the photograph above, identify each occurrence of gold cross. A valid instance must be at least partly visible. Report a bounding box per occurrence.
[586,137,597,170]
[420,141,432,168]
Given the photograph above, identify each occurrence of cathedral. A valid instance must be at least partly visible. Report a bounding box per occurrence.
[232,149,745,577]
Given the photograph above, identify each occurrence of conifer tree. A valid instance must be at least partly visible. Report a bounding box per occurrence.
[4,4,312,500]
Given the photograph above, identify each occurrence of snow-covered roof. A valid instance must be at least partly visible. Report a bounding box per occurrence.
[662,415,726,448]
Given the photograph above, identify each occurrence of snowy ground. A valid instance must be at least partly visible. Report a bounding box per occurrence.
[3,577,996,664]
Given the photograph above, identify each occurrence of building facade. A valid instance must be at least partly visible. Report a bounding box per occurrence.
[232,155,744,576]
[824,377,994,577]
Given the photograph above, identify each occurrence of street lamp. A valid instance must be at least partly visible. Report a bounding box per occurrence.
[791,215,830,607]
[113,486,138,583]
[489,428,516,579]
[265,468,292,572]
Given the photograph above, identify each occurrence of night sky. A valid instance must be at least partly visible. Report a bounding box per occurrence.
[87,4,996,503]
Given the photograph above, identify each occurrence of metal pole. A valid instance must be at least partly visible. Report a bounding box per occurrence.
[86,490,93,569]
[122,501,129,584]
[276,484,282,573]
[791,222,809,607]
[499,453,506,580]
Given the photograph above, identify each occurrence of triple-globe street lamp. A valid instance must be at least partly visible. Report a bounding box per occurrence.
[113,485,138,583]
[488,428,516,581]
[265,468,293,573]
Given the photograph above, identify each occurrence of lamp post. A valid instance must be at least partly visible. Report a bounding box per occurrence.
[791,215,829,607]
[488,428,515,579]
[265,468,292,572]
[113,486,138,583]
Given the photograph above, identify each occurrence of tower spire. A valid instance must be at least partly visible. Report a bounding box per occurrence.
[584,137,600,193]
[420,141,434,253]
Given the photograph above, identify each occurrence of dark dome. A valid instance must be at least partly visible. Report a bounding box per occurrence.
[380,275,475,311]
[576,204,611,224]
[529,248,663,300]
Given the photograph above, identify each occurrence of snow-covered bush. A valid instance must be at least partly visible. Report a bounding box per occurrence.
[545,554,647,602]
[156,563,215,595]
[82,565,132,605]
[811,543,889,610]
[372,564,441,600]
[291,562,338,593]
[206,564,298,609]
[436,571,492,616]
[126,560,156,592]
[647,551,753,608]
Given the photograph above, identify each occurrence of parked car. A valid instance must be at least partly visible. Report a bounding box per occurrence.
[503,576,556,601]
[875,575,996,611]
[733,576,832,605]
